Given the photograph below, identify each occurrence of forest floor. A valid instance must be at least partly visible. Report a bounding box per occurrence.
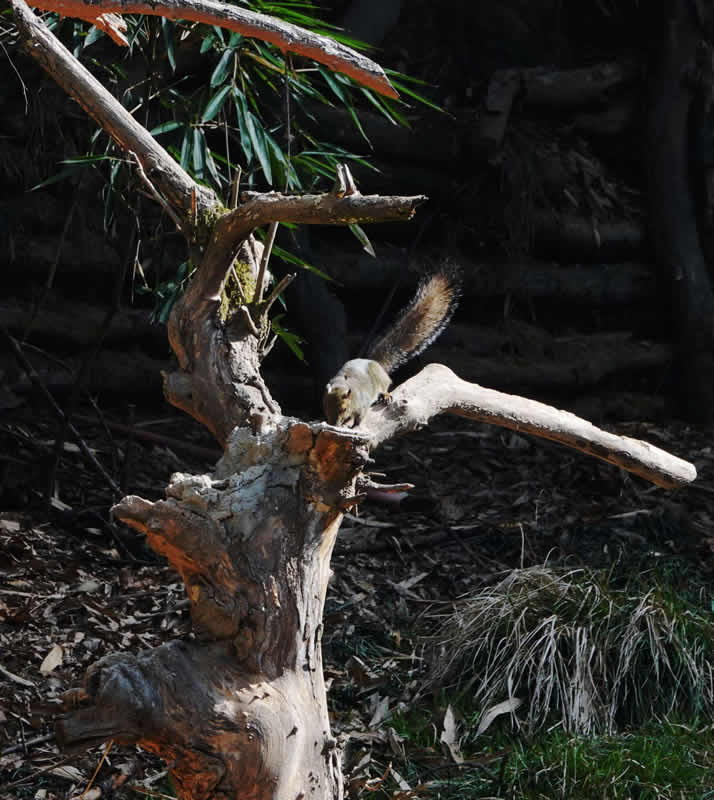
[1,399,713,799]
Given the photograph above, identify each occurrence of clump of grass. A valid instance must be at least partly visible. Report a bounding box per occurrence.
[427,565,714,734]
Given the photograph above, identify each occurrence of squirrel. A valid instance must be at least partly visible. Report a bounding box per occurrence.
[323,265,461,427]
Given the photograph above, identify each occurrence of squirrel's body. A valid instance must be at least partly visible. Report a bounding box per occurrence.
[323,267,461,427]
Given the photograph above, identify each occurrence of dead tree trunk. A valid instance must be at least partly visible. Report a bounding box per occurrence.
[10,1,697,798]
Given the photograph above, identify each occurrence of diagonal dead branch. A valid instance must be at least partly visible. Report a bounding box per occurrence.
[10,0,216,228]
[25,0,398,98]
[363,364,697,489]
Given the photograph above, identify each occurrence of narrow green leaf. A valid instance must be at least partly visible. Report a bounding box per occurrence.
[200,30,215,54]
[83,25,103,48]
[233,89,254,162]
[210,48,234,88]
[60,154,117,164]
[360,86,411,128]
[346,103,370,145]
[246,111,272,184]
[317,66,346,103]
[180,128,192,170]
[161,18,176,73]
[31,166,77,192]
[205,147,222,188]
[349,223,375,257]
[270,243,333,281]
[202,84,231,122]
[150,120,183,136]
[271,315,305,361]
[389,78,445,113]
[192,128,205,178]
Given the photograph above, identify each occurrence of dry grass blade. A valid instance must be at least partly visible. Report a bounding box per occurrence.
[426,565,714,734]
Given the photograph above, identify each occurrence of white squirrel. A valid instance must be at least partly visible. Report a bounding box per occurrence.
[323,265,461,427]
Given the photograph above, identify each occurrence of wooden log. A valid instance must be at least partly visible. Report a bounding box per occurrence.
[531,212,645,260]
[522,59,640,108]
[311,241,656,304]
[426,332,672,393]
[0,299,164,349]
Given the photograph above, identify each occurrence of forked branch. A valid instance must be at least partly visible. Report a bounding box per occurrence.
[196,191,427,300]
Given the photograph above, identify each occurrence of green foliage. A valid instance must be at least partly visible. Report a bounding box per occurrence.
[410,723,714,800]
[42,0,418,203]
[29,1,438,351]
[136,260,193,324]
[500,723,714,800]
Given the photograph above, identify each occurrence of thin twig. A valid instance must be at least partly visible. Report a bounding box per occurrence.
[263,272,295,316]
[0,322,122,497]
[45,222,133,505]
[74,413,221,461]
[130,151,183,231]
[255,53,293,305]
[23,194,79,342]
[230,165,242,209]
[80,739,114,800]
[255,221,278,305]
[238,305,260,337]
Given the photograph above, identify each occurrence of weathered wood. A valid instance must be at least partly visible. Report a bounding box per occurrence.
[58,421,368,800]
[27,0,398,98]
[364,364,696,489]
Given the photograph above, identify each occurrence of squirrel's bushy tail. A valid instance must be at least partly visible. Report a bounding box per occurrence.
[367,262,462,374]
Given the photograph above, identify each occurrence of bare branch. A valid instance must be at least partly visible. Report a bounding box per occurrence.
[130,151,183,232]
[10,0,216,227]
[186,191,425,307]
[262,272,295,317]
[363,364,697,489]
[27,0,398,98]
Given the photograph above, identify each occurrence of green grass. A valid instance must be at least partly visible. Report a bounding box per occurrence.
[385,715,714,799]
[499,722,714,800]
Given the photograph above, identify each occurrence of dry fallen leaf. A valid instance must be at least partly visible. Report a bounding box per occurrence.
[475,696,523,736]
[368,695,391,729]
[50,765,85,781]
[440,704,463,763]
[40,643,64,675]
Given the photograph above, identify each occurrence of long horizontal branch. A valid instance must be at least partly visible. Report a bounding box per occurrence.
[364,364,696,489]
[10,0,216,226]
[27,0,398,98]
[197,190,427,299]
